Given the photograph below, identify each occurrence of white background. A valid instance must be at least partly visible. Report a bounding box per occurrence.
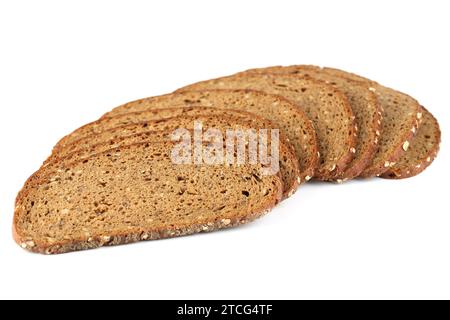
[0,0,449,300]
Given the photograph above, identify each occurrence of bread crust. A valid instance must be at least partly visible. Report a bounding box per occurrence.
[339,88,382,180]
[14,193,281,255]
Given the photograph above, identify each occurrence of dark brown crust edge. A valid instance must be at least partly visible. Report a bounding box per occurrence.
[13,142,283,255]
[380,106,441,179]
[336,88,383,181]
[311,80,358,181]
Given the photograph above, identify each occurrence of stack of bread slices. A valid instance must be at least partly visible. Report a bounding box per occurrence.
[14,65,441,254]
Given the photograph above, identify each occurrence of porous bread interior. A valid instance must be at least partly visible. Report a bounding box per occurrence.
[15,142,282,250]
[54,108,285,157]
[43,125,299,199]
[55,107,239,148]
[60,90,317,180]
[176,74,356,179]
[46,112,300,198]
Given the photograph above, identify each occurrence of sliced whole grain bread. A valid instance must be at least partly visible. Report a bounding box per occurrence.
[52,108,295,155]
[262,65,421,178]
[176,74,358,181]
[381,106,440,179]
[14,141,283,254]
[56,90,318,183]
[53,106,240,150]
[358,85,421,177]
[43,111,301,199]
[241,66,383,181]
[311,66,422,177]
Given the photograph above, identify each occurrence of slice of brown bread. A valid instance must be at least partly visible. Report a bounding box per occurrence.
[176,74,357,181]
[381,107,441,179]
[55,90,318,184]
[256,65,421,177]
[356,85,421,177]
[54,106,239,150]
[240,66,383,181]
[44,111,301,199]
[14,141,283,254]
[53,108,294,154]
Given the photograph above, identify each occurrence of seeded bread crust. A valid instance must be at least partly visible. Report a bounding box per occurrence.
[54,90,318,184]
[240,65,383,181]
[176,74,357,181]
[381,106,441,179]
[14,141,283,254]
[13,206,276,255]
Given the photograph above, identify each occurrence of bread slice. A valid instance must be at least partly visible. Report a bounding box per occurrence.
[52,108,294,154]
[14,141,282,254]
[45,111,301,199]
[381,107,440,179]
[358,85,421,177]
[240,66,382,181]
[54,106,242,150]
[55,90,318,184]
[261,65,421,178]
[176,74,357,181]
